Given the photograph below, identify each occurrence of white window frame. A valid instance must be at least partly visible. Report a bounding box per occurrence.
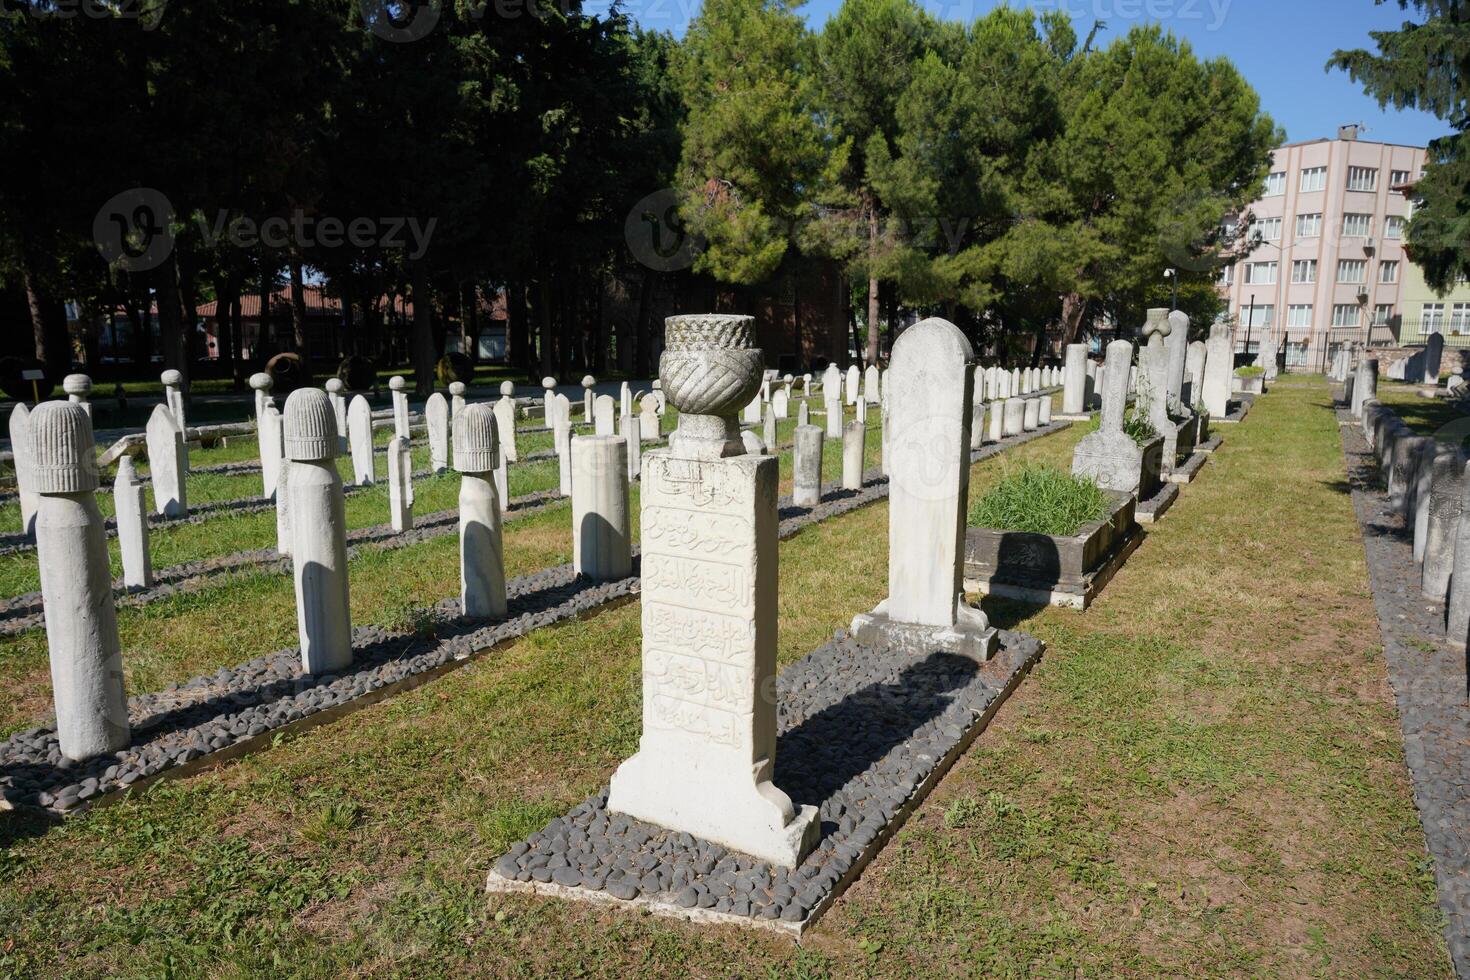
[1295,213,1322,238]
[1250,217,1282,241]
[1373,304,1394,326]
[1287,305,1313,328]
[1337,260,1367,285]
[1423,303,1445,333]
[1342,213,1374,238]
[1391,169,1411,188]
[1346,166,1378,192]
[1290,260,1317,284]
[1242,305,1275,329]
[1264,172,1287,197]
[1385,216,1406,239]
[1453,303,1470,335]
[1245,261,1278,285]
[1379,261,1399,284]
[1332,304,1362,328]
[1299,167,1327,193]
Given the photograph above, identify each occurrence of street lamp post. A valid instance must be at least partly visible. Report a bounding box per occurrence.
[1164,268,1177,311]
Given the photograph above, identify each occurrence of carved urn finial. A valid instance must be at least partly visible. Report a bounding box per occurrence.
[660,314,764,460]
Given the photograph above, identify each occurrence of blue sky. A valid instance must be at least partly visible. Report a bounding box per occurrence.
[605,0,1446,148]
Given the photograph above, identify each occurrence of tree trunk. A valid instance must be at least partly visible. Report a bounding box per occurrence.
[290,257,311,374]
[1059,291,1089,347]
[258,257,273,357]
[409,259,436,396]
[156,257,189,388]
[22,260,65,378]
[865,195,881,366]
[633,268,655,378]
[508,280,531,376]
[538,279,557,378]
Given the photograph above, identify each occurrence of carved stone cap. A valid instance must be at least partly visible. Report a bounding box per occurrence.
[325,378,344,393]
[1142,308,1171,340]
[249,372,273,392]
[500,382,515,396]
[581,375,596,387]
[664,313,755,352]
[449,382,466,396]
[31,401,98,493]
[160,369,183,387]
[63,374,93,397]
[389,376,408,392]
[284,388,338,461]
[455,403,499,473]
[541,377,557,390]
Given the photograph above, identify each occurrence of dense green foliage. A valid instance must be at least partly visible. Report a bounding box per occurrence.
[968,464,1110,537]
[1331,1,1470,293]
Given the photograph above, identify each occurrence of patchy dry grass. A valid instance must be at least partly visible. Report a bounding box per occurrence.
[0,385,1446,977]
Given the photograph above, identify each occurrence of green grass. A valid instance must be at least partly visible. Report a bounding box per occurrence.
[969,464,1109,537]
[0,384,1449,976]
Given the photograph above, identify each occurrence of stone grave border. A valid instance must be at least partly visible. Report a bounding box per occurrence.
[0,421,1071,818]
[486,631,1044,936]
[1334,396,1470,977]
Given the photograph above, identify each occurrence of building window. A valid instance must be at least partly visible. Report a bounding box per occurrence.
[1337,260,1367,284]
[1287,304,1313,328]
[1296,213,1322,238]
[1423,303,1445,333]
[1245,261,1278,285]
[1347,167,1378,192]
[1249,217,1282,241]
[1391,169,1411,188]
[1291,260,1317,284]
[1374,304,1394,325]
[1264,172,1287,197]
[1342,213,1374,237]
[1385,216,1406,239]
[1453,303,1470,335]
[1333,304,1362,327]
[1299,167,1327,192]
[1218,264,1235,285]
[1286,341,1309,367]
[1242,304,1274,329]
[1379,260,1399,284]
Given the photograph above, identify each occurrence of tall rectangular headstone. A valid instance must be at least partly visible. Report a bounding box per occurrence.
[1072,339,1159,497]
[426,393,450,474]
[1202,321,1234,420]
[851,317,995,659]
[145,403,187,518]
[348,395,375,485]
[1062,344,1088,415]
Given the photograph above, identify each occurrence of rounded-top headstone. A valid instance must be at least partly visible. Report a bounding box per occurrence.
[249,372,274,392]
[30,401,97,493]
[389,375,407,392]
[62,374,93,398]
[455,403,499,473]
[500,381,515,397]
[652,379,662,391]
[325,378,344,394]
[160,369,183,387]
[449,381,466,396]
[283,389,338,462]
[542,377,556,390]
[582,375,596,388]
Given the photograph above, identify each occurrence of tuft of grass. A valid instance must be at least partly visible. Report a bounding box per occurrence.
[968,464,1109,537]
[1235,365,1265,378]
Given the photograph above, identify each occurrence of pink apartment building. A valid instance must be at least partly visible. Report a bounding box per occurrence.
[1218,125,1425,372]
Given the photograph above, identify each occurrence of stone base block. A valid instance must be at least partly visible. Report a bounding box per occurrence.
[1166,451,1210,484]
[486,629,1043,935]
[850,599,998,661]
[1196,434,1224,454]
[1136,481,1180,524]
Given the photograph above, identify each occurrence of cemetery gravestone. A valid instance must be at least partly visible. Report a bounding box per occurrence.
[114,456,152,588]
[456,404,508,619]
[426,393,450,473]
[145,403,187,518]
[348,396,375,485]
[285,389,353,676]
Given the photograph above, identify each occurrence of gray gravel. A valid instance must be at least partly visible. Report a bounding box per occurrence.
[489,628,1043,930]
[1336,399,1470,976]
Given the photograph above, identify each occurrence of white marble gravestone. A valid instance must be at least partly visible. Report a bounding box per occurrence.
[426,393,450,473]
[1202,320,1234,420]
[607,313,818,869]
[572,434,632,581]
[494,384,519,463]
[285,389,353,675]
[851,317,996,660]
[9,403,37,536]
[389,375,411,441]
[1071,339,1156,496]
[145,403,187,518]
[388,436,413,532]
[325,378,349,456]
[456,403,507,619]
[259,403,284,501]
[845,364,860,405]
[114,456,152,588]
[347,395,375,485]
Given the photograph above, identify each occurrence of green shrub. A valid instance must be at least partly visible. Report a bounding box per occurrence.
[968,464,1110,537]
[1235,365,1265,378]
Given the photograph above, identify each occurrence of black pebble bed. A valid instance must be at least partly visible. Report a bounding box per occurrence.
[1336,400,1470,976]
[488,629,1042,931]
[0,421,1069,816]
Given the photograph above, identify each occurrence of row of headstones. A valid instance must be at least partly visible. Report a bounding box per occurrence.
[1353,362,1470,656]
[1071,310,1238,495]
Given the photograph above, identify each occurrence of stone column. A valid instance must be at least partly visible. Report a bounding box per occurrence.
[640,394,661,440]
[1424,332,1445,386]
[582,375,596,422]
[1185,341,1207,410]
[9,403,37,536]
[347,395,375,485]
[554,393,573,497]
[426,392,450,473]
[275,457,293,557]
[389,375,411,441]
[571,434,631,582]
[1423,450,1465,600]
[608,313,818,869]
[842,420,865,490]
[1022,397,1041,431]
[388,435,413,532]
[456,403,507,618]
[1165,311,1190,413]
[32,401,129,760]
[259,402,284,501]
[495,382,519,463]
[250,372,274,424]
[1413,440,1443,563]
[145,403,187,518]
[1352,359,1378,419]
[284,389,353,676]
[449,381,467,446]
[542,377,558,426]
[793,424,824,507]
[114,456,152,588]
[824,379,843,439]
[161,369,186,432]
[1039,395,1052,426]
[1062,344,1087,414]
[845,364,860,405]
[325,378,349,456]
[852,316,996,661]
[1202,320,1233,419]
[63,374,93,419]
